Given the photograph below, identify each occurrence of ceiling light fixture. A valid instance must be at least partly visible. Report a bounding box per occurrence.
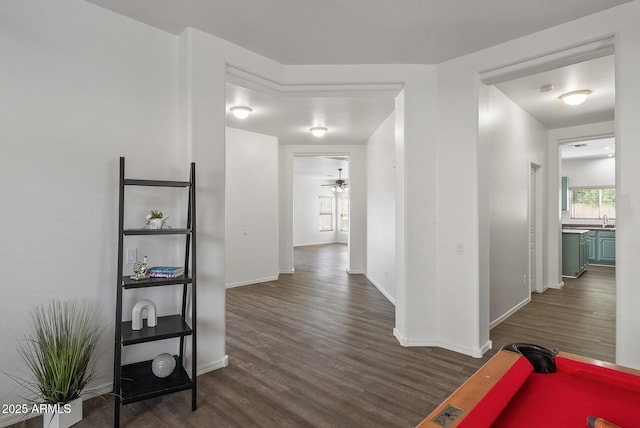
[321,169,348,192]
[559,90,592,106]
[310,126,328,137]
[230,106,253,119]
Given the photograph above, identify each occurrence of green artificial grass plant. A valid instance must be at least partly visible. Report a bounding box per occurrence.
[17,300,103,404]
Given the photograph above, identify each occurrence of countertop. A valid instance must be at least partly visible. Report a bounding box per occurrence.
[562,225,616,232]
[562,229,590,234]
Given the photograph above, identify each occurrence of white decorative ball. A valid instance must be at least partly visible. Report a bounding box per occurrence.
[151,353,176,378]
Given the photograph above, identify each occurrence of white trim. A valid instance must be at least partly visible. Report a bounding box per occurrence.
[480,36,615,85]
[365,274,396,305]
[279,268,295,274]
[549,281,565,290]
[393,329,490,358]
[226,276,279,289]
[226,64,403,97]
[490,295,532,329]
[346,269,365,275]
[294,242,341,248]
[194,355,229,377]
[533,284,550,293]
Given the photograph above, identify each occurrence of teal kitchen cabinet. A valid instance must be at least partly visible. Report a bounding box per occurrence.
[562,230,589,278]
[587,231,597,262]
[597,230,616,265]
[562,177,569,211]
[587,229,616,266]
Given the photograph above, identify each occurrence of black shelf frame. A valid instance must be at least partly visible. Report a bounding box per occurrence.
[123,228,192,236]
[113,157,197,428]
[122,275,192,289]
[121,315,193,346]
[120,356,193,404]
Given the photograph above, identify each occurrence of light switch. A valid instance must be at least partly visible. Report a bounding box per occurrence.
[126,248,137,264]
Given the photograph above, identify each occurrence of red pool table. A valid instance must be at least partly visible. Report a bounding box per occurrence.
[417,344,640,428]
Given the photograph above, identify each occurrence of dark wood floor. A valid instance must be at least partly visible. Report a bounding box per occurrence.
[10,245,615,427]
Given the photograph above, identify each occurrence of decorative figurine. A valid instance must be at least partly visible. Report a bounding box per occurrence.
[131,299,157,330]
[131,256,150,280]
[151,353,176,378]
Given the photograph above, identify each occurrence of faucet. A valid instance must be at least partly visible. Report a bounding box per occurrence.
[602,214,608,227]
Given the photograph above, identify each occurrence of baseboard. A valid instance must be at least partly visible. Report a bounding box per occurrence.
[346,269,365,275]
[533,284,550,293]
[490,295,532,329]
[393,328,489,358]
[437,338,491,358]
[279,268,295,274]
[226,276,279,289]
[194,354,228,376]
[548,281,564,290]
[365,274,396,305]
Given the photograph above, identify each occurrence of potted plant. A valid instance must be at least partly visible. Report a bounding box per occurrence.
[145,210,167,230]
[16,300,103,428]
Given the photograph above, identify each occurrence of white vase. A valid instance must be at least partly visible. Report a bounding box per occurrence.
[42,397,82,428]
[148,218,164,229]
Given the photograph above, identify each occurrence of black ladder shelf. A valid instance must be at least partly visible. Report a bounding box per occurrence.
[113,157,197,427]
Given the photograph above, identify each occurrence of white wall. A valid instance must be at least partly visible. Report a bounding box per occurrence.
[293,175,341,246]
[479,86,548,326]
[225,127,279,287]
[366,112,396,304]
[562,157,616,188]
[437,2,640,365]
[0,1,184,424]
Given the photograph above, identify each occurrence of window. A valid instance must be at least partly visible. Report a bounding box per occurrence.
[319,196,334,231]
[570,187,615,219]
[339,198,349,232]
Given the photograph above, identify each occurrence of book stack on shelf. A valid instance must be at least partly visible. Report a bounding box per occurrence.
[148,266,184,279]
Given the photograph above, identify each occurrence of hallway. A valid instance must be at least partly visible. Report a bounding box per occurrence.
[10,248,617,428]
[490,265,616,362]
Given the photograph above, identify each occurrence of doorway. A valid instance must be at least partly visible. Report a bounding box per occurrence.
[529,162,543,293]
[292,155,350,271]
[479,40,615,357]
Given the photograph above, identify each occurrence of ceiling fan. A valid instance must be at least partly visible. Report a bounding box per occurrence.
[321,168,349,193]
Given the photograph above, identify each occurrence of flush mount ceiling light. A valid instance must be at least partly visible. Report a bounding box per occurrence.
[310,126,328,137]
[229,106,253,119]
[559,90,592,106]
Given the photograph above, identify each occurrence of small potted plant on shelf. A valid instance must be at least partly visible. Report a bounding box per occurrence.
[15,300,103,428]
[146,210,168,230]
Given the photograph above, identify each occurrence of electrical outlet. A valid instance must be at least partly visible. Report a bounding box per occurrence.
[456,243,464,255]
[523,274,527,285]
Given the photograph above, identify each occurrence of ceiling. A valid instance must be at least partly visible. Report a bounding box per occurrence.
[226,83,395,146]
[294,156,349,181]
[84,0,631,65]
[84,1,619,172]
[495,55,615,130]
[560,137,615,160]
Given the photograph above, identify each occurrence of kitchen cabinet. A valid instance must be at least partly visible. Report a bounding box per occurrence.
[562,176,569,211]
[562,229,589,277]
[587,229,616,266]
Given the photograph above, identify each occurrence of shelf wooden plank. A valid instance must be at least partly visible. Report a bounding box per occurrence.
[121,315,192,346]
[124,179,190,187]
[123,275,192,289]
[120,356,193,405]
[124,228,191,236]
